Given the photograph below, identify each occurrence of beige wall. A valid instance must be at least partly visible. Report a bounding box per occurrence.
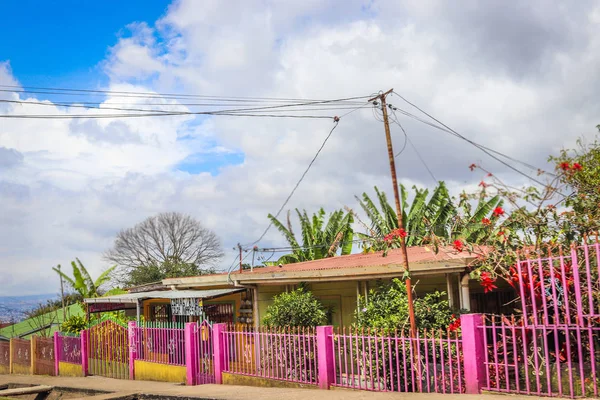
[255,274,453,328]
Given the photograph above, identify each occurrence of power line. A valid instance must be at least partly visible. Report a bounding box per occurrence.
[389,109,438,184]
[0,111,335,120]
[388,93,552,176]
[0,85,370,103]
[390,92,550,185]
[1,99,366,116]
[243,119,341,248]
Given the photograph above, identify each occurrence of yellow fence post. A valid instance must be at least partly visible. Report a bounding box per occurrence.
[9,338,13,374]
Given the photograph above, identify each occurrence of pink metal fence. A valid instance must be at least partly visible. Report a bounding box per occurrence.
[57,334,82,364]
[483,242,600,398]
[133,322,186,366]
[222,325,319,385]
[332,328,464,393]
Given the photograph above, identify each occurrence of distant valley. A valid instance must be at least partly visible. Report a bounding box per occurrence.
[0,293,57,323]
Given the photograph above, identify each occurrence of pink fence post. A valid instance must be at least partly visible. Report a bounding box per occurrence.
[81,329,89,376]
[212,323,226,384]
[316,326,334,390]
[128,321,136,380]
[461,314,486,394]
[53,331,60,376]
[185,322,197,386]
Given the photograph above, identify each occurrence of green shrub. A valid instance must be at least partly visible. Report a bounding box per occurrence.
[61,315,87,334]
[263,287,327,327]
[355,278,455,331]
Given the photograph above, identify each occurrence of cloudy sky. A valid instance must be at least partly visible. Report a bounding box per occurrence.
[1,0,599,296]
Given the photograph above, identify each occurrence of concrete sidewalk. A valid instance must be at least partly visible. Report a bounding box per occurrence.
[0,374,538,400]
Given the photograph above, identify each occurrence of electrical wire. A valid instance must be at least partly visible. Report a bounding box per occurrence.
[243,120,341,247]
[390,92,550,186]
[389,92,553,177]
[389,108,438,183]
[0,84,370,103]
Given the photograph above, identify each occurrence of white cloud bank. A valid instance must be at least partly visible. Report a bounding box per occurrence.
[1,0,600,296]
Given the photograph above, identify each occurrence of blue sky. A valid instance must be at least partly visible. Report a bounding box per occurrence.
[0,0,170,90]
[0,0,246,175]
[1,0,599,296]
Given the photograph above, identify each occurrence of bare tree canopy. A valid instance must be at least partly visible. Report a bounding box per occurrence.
[105,212,223,285]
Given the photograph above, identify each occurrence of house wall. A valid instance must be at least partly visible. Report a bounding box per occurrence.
[255,274,453,328]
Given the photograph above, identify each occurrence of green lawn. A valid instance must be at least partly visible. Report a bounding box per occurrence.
[0,303,84,339]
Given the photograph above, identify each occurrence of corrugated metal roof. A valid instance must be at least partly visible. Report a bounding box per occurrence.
[234,246,482,276]
[84,288,244,304]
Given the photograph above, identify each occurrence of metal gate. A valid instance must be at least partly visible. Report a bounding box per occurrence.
[482,243,600,398]
[87,320,129,379]
[193,320,215,384]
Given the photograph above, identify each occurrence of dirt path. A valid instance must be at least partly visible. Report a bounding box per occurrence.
[0,374,539,400]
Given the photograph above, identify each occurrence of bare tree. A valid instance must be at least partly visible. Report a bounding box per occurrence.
[105,212,223,285]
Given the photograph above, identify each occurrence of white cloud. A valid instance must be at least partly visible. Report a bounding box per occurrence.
[1,0,600,296]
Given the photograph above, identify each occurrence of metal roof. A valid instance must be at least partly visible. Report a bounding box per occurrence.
[84,288,245,304]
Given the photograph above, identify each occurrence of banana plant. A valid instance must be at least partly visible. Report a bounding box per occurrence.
[266,208,354,265]
[52,258,116,299]
[355,182,501,250]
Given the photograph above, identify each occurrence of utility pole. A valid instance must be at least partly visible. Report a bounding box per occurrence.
[238,243,243,273]
[369,89,417,338]
[57,264,66,321]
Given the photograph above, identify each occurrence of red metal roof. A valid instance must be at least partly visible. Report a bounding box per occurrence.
[236,246,481,275]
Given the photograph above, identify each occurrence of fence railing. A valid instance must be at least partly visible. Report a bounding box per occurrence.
[222,325,319,385]
[133,323,186,366]
[56,333,82,364]
[332,328,464,393]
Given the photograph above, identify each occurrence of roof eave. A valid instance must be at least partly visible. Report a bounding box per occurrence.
[231,261,468,285]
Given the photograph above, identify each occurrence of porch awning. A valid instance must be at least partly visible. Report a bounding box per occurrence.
[84,288,245,305]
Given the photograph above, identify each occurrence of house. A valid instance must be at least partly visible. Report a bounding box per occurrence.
[162,246,515,327]
[85,246,515,327]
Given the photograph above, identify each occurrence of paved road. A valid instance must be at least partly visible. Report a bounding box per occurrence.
[0,374,541,400]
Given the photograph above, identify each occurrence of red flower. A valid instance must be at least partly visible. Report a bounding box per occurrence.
[481,217,491,225]
[559,162,571,171]
[469,163,477,171]
[572,162,582,171]
[383,228,407,243]
[395,228,408,238]
[478,181,488,188]
[487,173,493,177]
[493,206,505,217]
[453,240,464,252]
[448,314,461,331]
[480,272,498,293]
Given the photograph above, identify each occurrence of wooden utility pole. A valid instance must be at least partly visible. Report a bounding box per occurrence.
[369,89,417,337]
[238,243,243,273]
[57,264,66,321]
